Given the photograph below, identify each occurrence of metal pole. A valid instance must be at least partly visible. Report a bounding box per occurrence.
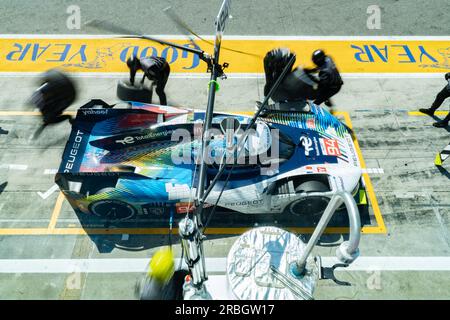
[179,216,206,287]
[195,67,218,210]
[292,191,361,276]
[182,0,230,294]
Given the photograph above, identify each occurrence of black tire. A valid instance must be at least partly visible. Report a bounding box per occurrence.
[117,79,153,103]
[289,180,330,216]
[288,196,330,216]
[89,199,137,221]
[88,188,137,220]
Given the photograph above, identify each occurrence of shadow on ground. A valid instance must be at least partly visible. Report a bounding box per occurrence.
[0,182,7,195]
[437,165,450,179]
[71,203,371,253]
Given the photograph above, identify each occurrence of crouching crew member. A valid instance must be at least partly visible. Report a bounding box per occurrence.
[419,72,450,128]
[263,47,296,98]
[127,55,171,106]
[304,49,343,107]
[138,248,175,300]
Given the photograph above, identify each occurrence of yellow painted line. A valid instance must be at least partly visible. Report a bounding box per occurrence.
[48,192,65,230]
[0,38,448,73]
[0,228,51,235]
[343,113,387,234]
[408,111,449,116]
[0,111,76,116]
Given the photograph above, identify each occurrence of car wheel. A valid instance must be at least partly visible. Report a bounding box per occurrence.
[288,196,330,216]
[289,180,330,216]
[117,79,153,103]
[88,188,137,220]
[89,199,137,221]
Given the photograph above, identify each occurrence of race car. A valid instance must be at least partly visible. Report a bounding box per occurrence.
[55,98,365,220]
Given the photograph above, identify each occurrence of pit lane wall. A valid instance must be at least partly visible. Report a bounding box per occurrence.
[0,36,449,73]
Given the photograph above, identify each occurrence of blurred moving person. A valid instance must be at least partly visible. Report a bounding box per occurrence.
[263,48,297,98]
[419,72,450,128]
[30,69,76,127]
[261,48,317,113]
[136,247,187,300]
[304,49,344,107]
[126,56,170,105]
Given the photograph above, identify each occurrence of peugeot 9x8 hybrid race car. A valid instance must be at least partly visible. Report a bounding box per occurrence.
[54,98,365,220]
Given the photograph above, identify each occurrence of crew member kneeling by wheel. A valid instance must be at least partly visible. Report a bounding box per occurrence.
[125,56,170,106]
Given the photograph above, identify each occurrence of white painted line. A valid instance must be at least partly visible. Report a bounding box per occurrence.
[0,164,28,171]
[322,257,450,271]
[0,257,449,273]
[395,192,425,199]
[44,169,58,175]
[0,34,449,41]
[362,168,384,174]
[37,184,59,200]
[0,72,445,79]
[0,258,225,273]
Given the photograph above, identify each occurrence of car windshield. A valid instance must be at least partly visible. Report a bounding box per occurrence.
[205,121,295,168]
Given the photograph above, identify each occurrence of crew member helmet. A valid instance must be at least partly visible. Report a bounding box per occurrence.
[312,49,326,66]
[147,247,175,284]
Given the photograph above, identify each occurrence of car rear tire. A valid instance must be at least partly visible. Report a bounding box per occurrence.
[289,180,330,216]
[88,188,137,220]
[89,199,137,221]
[117,79,153,103]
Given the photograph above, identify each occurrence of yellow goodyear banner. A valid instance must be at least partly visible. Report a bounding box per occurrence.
[0,37,449,73]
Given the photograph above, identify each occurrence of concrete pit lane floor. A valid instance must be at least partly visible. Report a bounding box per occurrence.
[0,0,449,300]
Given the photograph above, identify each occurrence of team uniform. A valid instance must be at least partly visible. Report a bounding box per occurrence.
[420,72,450,127]
[127,56,171,106]
[305,51,344,106]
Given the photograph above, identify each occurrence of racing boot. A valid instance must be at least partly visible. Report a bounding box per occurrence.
[419,108,435,116]
[433,120,449,128]
[433,113,450,127]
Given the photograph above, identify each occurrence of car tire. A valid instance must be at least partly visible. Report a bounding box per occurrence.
[288,180,330,216]
[89,199,137,221]
[88,188,137,220]
[117,79,153,103]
